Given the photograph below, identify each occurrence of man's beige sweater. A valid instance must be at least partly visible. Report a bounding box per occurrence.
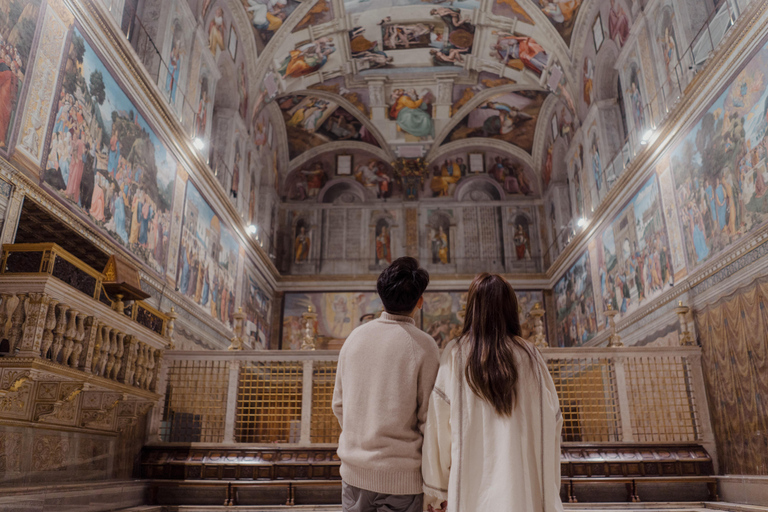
[332,311,440,495]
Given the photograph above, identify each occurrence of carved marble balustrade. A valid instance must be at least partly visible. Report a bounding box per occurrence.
[0,243,171,438]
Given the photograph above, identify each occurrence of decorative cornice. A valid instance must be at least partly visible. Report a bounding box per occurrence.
[287,142,392,174]
[427,138,535,171]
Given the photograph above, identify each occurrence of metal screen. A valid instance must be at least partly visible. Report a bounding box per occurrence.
[548,358,622,442]
[310,361,341,443]
[626,355,700,441]
[235,361,303,443]
[161,359,229,442]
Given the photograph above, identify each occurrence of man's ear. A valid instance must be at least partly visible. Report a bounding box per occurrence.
[417,296,424,310]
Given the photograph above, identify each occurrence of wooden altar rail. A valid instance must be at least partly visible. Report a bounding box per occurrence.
[1,243,169,336]
[151,347,717,468]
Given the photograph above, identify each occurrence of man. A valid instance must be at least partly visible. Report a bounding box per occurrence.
[333,257,439,512]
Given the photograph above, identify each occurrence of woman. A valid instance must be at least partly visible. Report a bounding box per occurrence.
[422,274,563,512]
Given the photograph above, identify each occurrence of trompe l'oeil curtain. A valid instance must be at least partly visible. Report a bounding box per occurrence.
[695,278,768,475]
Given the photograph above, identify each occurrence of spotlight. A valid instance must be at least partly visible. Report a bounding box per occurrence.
[640,129,654,145]
[577,218,587,227]
[246,224,257,235]
[193,137,205,150]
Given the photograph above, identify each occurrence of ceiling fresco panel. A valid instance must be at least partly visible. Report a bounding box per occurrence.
[444,90,549,154]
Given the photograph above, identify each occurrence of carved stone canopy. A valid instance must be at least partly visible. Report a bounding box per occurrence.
[102,255,150,302]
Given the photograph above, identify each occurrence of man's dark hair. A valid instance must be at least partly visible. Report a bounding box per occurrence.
[376,257,429,314]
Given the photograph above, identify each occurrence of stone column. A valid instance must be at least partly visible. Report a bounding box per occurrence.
[79,317,99,373]
[529,303,548,349]
[223,359,241,444]
[68,313,86,368]
[300,360,314,445]
[16,293,51,358]
[614,357,635,442]
[60,309,79,366]
[367,78,388,122]
[122,336,138,386]
[39,299,59,359]
[51,303,70,363]
[8,294,27,354]
[0,188,24,249]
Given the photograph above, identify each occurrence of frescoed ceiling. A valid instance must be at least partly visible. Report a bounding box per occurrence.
[194,0,617,192]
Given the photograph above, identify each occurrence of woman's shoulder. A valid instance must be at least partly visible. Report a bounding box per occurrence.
[437,338,462,372]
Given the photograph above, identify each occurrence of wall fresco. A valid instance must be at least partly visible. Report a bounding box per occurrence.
[43,27,175,274]
[177,181,240,328]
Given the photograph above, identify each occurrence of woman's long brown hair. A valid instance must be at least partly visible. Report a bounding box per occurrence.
[461,273,534,416]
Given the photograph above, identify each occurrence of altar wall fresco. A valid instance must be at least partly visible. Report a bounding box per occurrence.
[281,289,544,350]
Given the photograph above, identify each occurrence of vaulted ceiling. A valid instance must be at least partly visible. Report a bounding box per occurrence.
[196,0,632,198]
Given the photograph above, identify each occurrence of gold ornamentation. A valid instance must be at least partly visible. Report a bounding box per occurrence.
[604,304,623,348]
[674,301,695,346]
[392,158,429,201]
[81,394,123,428]
[528,303,548,349]
[0,370,35,413]
[36,383,84,423]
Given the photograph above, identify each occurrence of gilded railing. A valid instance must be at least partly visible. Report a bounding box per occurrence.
[2,243,105,301]
[1,243,168,336]
[152,347,716,464]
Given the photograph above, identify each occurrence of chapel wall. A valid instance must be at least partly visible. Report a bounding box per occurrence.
[0,0,277,351]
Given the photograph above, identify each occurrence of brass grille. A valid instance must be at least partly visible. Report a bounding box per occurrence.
[626,356,700,442]
[311,361,341,443]
[548,358,622,442]
[235,361,303,443]
[161,360,229,442]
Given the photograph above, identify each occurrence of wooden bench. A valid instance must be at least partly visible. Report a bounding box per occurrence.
[142,444,716,506]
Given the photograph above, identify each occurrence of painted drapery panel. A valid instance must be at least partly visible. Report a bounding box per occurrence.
[177,182,240,328]
[0,0,42,153]
[695,277,768,475]
[43,27,176,274]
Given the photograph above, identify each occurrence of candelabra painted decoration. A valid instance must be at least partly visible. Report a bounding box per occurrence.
[228,308,246,350]
[603,303,623,347]
[392,158,429,200]
[674,301,694,346]
[528,303,547,348]
[301,305,318,350]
